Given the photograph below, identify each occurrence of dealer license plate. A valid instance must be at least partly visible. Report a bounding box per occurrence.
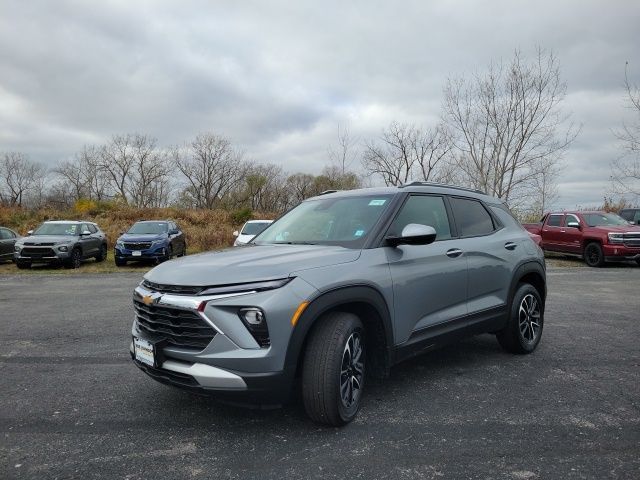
[133,337,155,367]
[132,251,142,256]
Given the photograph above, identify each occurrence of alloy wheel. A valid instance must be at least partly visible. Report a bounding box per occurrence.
[518,294,541,343]
[339,332,364,408]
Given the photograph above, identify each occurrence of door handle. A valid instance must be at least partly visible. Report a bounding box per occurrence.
[504,242,517,250]
[446,248,463,258]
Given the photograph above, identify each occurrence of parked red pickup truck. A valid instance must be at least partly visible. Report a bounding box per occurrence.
[523,211,640,267]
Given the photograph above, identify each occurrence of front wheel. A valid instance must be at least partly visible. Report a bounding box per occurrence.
[636,258,640,267]
[64,249,82,269]
[497,283,544,354]
[16,260,31,270]
[302,312,365,426]
[584,242,604,267]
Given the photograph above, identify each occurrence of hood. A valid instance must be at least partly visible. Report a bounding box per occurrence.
[21,235,76,245]
[591,225,640,233]
[145,244,361,286]
[119,233,167,242]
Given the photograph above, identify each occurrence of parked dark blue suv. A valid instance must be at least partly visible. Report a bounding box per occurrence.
[115,220,186,266]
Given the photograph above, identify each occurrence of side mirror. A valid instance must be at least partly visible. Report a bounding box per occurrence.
[567,221,580,229]
[233,230,239,237]
[119,231,125,235]
[386,224,437,247]
[27,230,33,236]
[81,230,91,236]
[169,229,179,235]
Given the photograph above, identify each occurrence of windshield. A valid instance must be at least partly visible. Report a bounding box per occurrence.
[127,222,168,234]
[33,223,80,236]
[253,195,393,248]
[241,222,272,236]
[583,213,629,227]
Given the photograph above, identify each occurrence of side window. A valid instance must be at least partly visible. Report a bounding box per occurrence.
[547,215,563,227]
[87,224,97,233]
[450,197,495,237]
[565,214,579,225]
[389,195,452,240]
[620,210,632,221]
[0,228,9,239]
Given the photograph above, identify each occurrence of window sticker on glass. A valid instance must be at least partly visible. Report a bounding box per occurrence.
[354,230,365,237]
[368,199,387,206]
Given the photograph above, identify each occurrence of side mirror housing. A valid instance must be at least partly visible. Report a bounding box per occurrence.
[386,224,437,247]
[567,221,581,229]
[233,230,239,237]
[27,230,33,236]
[169,229,179,235]
[81,230,91,236]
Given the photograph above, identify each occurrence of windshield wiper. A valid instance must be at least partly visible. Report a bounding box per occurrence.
[271,241,318,245]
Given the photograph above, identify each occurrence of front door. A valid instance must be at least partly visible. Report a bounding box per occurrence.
[385,194,468,345]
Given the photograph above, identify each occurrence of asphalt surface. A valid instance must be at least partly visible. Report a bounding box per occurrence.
[1,267,639,479]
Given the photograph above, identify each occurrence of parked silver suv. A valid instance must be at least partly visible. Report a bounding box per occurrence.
[130,183,546,425]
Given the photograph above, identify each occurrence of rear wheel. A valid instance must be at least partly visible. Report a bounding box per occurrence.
[64,248,82,269]
[302,312,365,426]
[95,244,107,262]
[584,242,604,267]
[497,283,544,354]
[636,259,640,267]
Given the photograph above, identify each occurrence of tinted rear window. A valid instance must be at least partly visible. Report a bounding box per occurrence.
[450,197,495,236]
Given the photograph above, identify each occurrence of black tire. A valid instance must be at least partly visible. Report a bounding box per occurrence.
[584,242,604,267]
[16,260,31,270]
[302,312,366,426]
[178,243,187,257]
[95,244,107,262]
[636,259,640,267]
[64,248,82,269]
[115,257,127,267]
[497,283,544,354]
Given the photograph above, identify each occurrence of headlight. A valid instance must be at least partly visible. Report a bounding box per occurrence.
[151,239,165,246]
[116,240,124,248]
[608,233,624,244]
[198,278,293,296]
[14,244,22,252]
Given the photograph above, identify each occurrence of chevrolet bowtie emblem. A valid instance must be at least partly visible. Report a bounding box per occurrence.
[142,295,154,306]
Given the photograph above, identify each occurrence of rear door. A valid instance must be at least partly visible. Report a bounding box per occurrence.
[540,214,565,251]
[0,228,16,259]
[385,194,468,344]
[80,223,98,256]
[448,197,515,315]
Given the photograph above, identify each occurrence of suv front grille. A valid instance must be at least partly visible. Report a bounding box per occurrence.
[21,247,55,257]
[125,242,152,250]
[141,280,204,296]
[134,301,216,350]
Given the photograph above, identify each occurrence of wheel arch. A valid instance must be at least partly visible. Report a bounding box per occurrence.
[509,261,547,306]
[284,285,394,381]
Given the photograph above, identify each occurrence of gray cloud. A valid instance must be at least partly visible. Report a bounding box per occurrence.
[0,0,638,208]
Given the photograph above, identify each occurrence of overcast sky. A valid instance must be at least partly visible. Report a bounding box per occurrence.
[1,0,638,208]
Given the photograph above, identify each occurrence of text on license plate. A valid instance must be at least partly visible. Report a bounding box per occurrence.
[132,251,142,256]
[134,337,155,367]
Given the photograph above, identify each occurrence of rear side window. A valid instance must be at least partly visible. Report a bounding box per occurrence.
[0,228,15,239]
[449,197,495,237]
[547,215,563,227]
[87,224,97,233]
[389,195,452,240]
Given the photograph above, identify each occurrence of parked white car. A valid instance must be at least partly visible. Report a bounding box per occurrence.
[233,220,273,246]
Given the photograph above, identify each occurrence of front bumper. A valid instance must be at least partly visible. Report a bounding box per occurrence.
[115,245,168,260]
[129,278,317,405]
[14,251,71,263]
[603,244,640,261]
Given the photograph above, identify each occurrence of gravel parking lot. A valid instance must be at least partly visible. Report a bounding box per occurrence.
[1,267,639,479]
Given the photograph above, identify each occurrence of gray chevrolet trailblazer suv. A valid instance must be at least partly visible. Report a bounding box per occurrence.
[14,220,108,269]
[130,183,546,425]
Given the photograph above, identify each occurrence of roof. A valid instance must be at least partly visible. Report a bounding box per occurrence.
[43,220,97,224]
[307,183,500,204]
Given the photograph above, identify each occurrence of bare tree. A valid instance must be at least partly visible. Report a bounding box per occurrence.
[55,146,109,202]
[0,152,45,206]
[99,134,137,204]
[328,124,359,175]
[175,133,246,209]
[443,47,578,204]
[285,173,316,205]
[611,62,640,199]
[362,122,453,186]
[126,136,173,208]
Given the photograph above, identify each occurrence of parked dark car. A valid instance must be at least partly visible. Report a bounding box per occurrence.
[0,227,20,262]
[13,221,107,269]
[620,208,640,225]
[115,220,186,266]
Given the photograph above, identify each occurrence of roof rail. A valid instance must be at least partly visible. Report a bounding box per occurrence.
[319,190,340,195]
[399,181,486,195]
